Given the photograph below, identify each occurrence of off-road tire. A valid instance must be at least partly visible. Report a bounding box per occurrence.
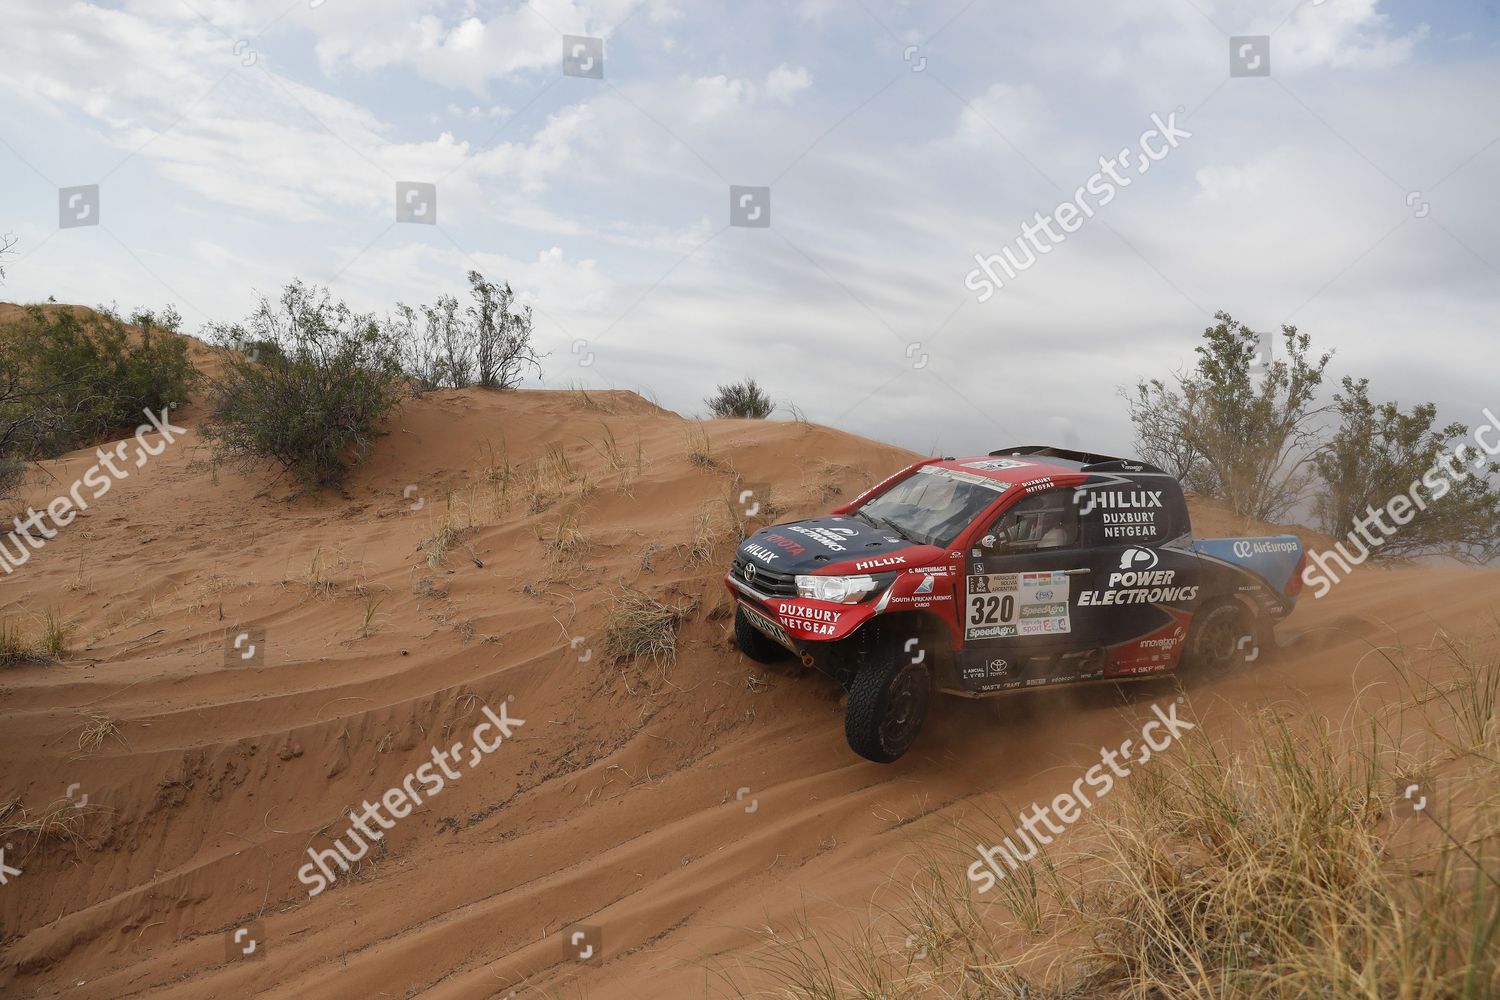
[1184,599,1259,672]
[844,643,932,763]
[734,604,792,664]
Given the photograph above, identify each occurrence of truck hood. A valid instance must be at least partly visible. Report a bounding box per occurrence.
[737,515,943,576]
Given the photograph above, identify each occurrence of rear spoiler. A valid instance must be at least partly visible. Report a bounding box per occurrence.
[989,445,1164,475]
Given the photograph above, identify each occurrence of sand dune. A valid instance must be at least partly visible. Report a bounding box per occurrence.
[2,381,1497,999]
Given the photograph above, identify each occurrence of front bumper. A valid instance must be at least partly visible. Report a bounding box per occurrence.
[724,571,880,644]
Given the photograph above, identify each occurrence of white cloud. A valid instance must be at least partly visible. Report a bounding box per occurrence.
[1,0,1496,465]
[765,64,812,103]
[952,83,1049,150]
[1278,0,1428,71]
[307,0,654,94]
[682,74,757,121]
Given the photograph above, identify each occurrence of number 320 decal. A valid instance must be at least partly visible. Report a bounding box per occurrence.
[964,572,1073,641]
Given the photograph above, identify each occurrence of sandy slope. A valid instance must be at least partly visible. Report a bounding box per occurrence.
[1,384,1497,999]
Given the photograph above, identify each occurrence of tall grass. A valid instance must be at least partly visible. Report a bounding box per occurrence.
[716,639,1500,999]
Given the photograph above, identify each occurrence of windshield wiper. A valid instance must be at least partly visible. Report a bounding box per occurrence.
[874,515,922,546]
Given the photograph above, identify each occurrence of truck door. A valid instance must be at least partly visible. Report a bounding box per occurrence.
[955,487,1110,693]
[1071,470,1197,676]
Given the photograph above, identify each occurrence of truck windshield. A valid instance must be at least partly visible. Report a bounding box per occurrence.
[857,467,1004,547]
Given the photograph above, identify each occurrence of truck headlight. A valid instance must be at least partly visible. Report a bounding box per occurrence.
[795,574,880,604]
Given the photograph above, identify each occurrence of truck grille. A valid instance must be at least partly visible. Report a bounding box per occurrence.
[732,558,799,598]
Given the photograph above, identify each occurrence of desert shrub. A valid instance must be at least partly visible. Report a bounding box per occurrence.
[203,281,405,493]
[0,304,196,501]
[0,455,22,502]
[706,378,773,419]
[396,271,541,393]
[1315,376,1500,562]
[1127,312,1331,521]
[1128,314,1499,559]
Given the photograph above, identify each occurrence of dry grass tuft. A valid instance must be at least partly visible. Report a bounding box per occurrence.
[1,612,71,666]
[686,423,718,469]
[545,505,588,560]
[288,545,365,597]
[591,423,646,494]
[76,712,127,754]
[568,383,617,413]
[421,494,475,568]
[0,798,89,846]
[525,442,575,513]
[603,586,691,666]
[64,552,93,594]
[356,593,386,639]
[40,609,72,660]
[682,501,735,567]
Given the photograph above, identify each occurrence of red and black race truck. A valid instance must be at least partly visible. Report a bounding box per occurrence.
[725,446,1306,763]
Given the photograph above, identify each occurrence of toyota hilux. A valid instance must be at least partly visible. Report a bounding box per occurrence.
[725,446,1306,762]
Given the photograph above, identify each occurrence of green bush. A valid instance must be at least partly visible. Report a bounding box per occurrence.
[705,378,774,419]
[203,281,405,493]
[393,270,541,393]
[0,304,196,500]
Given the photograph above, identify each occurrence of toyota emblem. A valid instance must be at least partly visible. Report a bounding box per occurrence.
[744,563,757,582]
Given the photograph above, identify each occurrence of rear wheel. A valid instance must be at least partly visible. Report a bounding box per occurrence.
[1184,599,1258,671]
[845,643,932,763]
[734,604,792,664]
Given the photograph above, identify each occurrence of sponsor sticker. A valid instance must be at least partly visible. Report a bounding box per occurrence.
[773,601,842,637]
[918,465,1010,492]
[964,571,1072,640]
[1101,509,1159,539]
[786,524,860,552]
[763,533,807,556]
[1230,538,1300,559]
[854,555,906,572]
[1078,567,1200,606]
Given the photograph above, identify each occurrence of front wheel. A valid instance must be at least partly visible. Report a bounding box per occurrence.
[1184,599,1259,672]
[844,646,932,763]
[734,604,792,664]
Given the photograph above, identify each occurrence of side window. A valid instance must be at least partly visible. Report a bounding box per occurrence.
[981,491,1080,553]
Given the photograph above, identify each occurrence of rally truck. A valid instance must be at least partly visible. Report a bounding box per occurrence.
[724,446,1306,763]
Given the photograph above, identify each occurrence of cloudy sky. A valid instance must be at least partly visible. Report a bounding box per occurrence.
[2,0,1496,459]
